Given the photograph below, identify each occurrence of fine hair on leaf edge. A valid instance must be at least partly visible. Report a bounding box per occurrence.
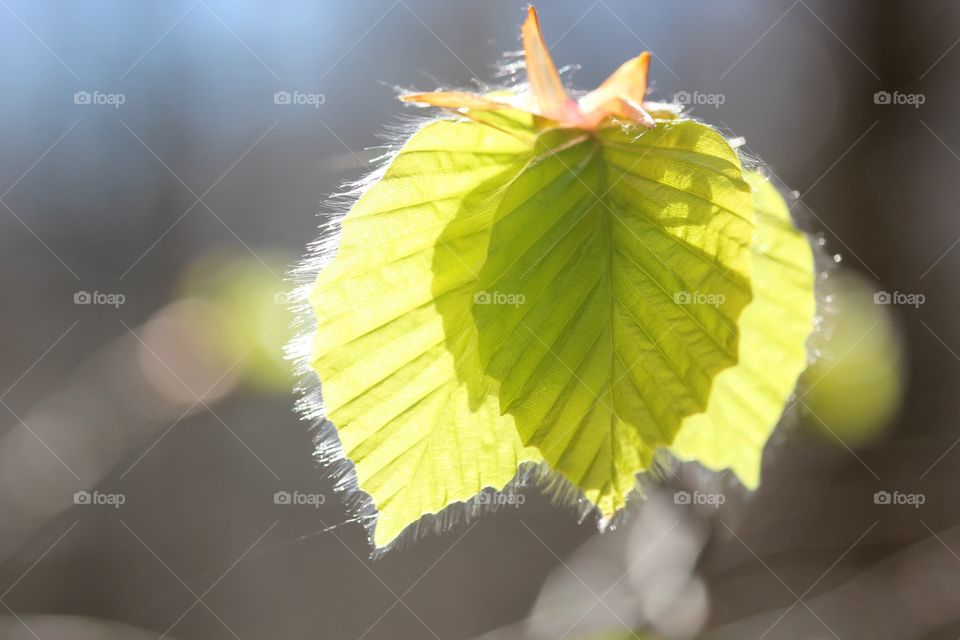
[284,97,830,554]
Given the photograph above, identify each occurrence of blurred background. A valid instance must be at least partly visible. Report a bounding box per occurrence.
[0,1,958,638]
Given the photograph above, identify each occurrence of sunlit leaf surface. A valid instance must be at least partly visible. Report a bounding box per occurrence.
[303,7,815,548]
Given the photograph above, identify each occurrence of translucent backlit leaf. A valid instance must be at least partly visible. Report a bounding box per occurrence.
[310,117,544,547]
[469,121,755,517]
[299,7,816,549]
[669,173,816,485]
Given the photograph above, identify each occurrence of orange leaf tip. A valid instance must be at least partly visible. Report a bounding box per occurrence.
[401,6,656,131]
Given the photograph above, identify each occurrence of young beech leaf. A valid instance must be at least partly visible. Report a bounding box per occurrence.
[303,7,815,549]
[669,172,816,487]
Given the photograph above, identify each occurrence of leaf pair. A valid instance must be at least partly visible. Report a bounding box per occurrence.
[304,8,816,549]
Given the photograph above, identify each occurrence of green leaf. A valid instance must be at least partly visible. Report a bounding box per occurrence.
[468,121,755,516]
[306,114,812,548]
[669,172,816,485]
[310,116,543,548]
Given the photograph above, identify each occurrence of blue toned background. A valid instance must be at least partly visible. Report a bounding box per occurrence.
[1,2,958,638]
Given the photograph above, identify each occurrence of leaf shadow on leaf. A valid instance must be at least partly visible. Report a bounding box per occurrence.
[431,118,754,512]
